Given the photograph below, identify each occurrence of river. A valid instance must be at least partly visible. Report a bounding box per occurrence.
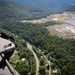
[64,19,75,25]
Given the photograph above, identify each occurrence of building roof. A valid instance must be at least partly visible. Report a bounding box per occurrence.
[53,70,58,73]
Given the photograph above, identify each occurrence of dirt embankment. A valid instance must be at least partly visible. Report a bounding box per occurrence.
[21,12,75,24]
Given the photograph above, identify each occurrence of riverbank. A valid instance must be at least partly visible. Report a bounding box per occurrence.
[21,12,75,24]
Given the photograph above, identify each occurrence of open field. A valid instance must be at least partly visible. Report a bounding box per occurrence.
[21,11,75,38]
[46,23,75,38]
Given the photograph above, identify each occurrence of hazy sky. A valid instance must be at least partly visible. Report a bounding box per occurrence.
[12,0,75,2]
[11,0,75,5]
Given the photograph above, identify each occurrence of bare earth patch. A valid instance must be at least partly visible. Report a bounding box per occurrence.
[21,12,75,38]
[21,12,75,24]
[46,23,75,38]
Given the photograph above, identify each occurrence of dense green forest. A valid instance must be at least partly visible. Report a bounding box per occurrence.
[0,23,36,75]
[0,0,50,20]
[0,19,75,75]
[1,0,75,20]
[0,0,75,75]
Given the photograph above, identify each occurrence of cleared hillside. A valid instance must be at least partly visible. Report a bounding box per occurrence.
[47,23,75,38]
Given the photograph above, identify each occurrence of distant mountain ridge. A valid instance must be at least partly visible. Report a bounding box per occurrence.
[0,0,75,20]
[15,0,75,12]
[0,0,51,20]
[12,0,75,6]
[12,0,75,11]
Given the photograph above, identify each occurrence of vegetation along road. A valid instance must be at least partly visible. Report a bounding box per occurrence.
[26,42,40,75]
[42,53,51,75]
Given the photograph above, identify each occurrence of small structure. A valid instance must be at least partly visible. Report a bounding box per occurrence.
[21,58,25,62]
[50,56,52,59]
[53,69,58,73]
[45,64,48,67]
[41,56,43,58]
[42,52,44,54]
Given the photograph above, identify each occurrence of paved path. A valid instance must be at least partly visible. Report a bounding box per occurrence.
[26,42,39,75]
[42,54,51,75]
[49,61,51,75]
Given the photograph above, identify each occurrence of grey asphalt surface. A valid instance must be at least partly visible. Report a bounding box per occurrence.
[27,42,40,75]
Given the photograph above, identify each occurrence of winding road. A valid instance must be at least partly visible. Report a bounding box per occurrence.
[42,54,51,75]
[26,42,40,75]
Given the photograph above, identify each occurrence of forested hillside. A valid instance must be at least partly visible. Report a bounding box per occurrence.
[12,0,75,13]
[0,0,75,75]
[0,0,50,20]
[0,19,75,75]
[0,0,75,20]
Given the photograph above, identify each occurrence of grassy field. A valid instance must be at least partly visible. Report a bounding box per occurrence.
[46,23,75,38]
[9,51,21,68]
